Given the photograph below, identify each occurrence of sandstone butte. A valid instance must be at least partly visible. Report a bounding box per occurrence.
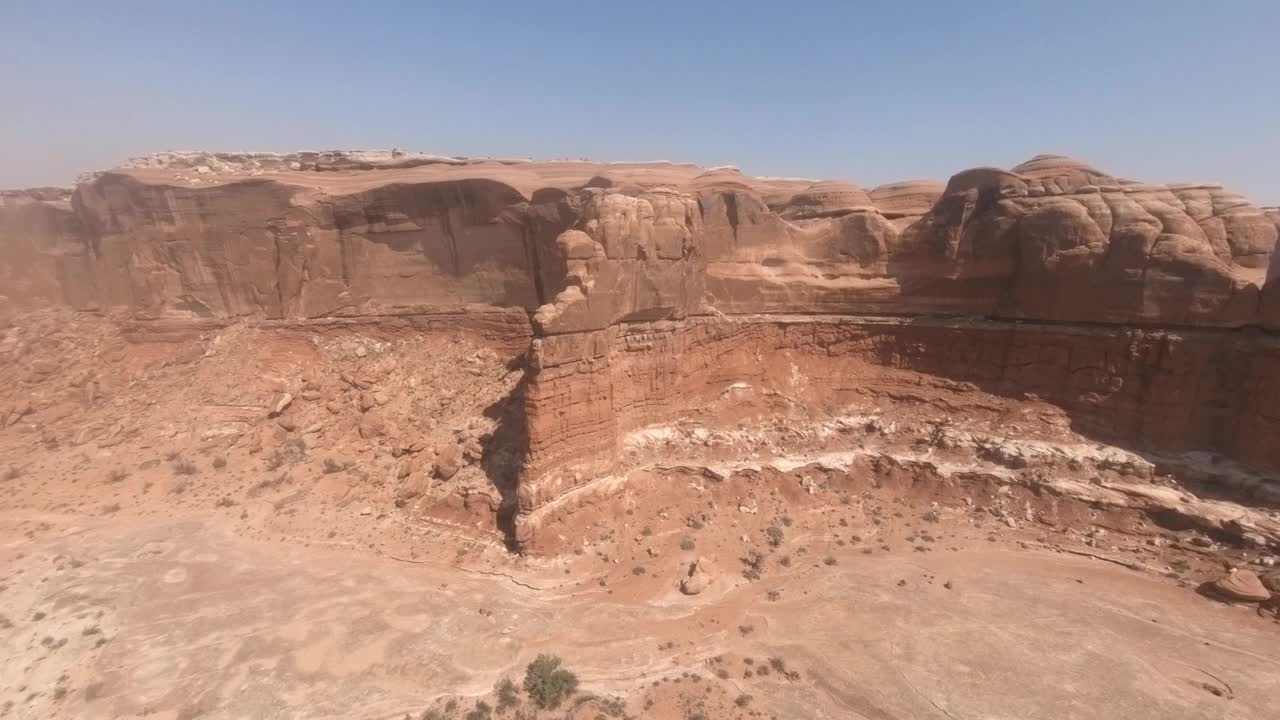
[2,150,1279,549]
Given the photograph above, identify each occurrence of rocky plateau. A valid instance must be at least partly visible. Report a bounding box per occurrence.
[1,150,1279,719]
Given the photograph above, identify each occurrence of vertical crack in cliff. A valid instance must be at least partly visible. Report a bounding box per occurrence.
[270,226,287,319]
[1130,332,1163,446]
[724,192,741,247]
[481,369,529,551]
[440,209,462,277]
[522,219,547,306]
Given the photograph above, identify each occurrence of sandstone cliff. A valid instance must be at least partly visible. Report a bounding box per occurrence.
[2,150,1277,547]
[3,151,1275,329]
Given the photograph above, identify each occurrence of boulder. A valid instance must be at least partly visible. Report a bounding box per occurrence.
[433,443,461,480]
[1209,569,1271,602]
[679,558,713,595]
[1260,569,1280,594]
[395,474,430,506]
[358,411,387,439]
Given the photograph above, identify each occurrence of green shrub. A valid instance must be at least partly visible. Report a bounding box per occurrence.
[494,677,519,709]
[523,654,578,709]
[464,700,492,720]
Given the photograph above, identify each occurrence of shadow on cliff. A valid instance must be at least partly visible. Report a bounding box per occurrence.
[480,355,529,551]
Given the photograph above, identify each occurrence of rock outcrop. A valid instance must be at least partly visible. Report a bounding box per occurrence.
[1208,569,1272,602]
[2,150,1277,548]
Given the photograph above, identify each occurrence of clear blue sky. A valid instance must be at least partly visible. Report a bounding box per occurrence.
[3,1,1278,203]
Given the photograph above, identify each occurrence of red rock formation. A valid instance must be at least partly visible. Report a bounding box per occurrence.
[2,151,1276,548]
[0,189,86,320]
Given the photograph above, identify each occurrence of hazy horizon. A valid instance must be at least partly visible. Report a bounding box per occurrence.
[3,1,1278,204]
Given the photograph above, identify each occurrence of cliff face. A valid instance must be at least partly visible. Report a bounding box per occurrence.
[2,151,1277,546]
[0,189,86,317]
[62,172,557,319]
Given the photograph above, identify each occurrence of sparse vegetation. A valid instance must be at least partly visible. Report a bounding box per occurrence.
[632,565,646,576]
[100,503,121,514]
[735,693,753,707]
[494,677,519,709]
[523,654,578,709]
[741,549,765,580]
[4,466,22,481]
[464,700,492,720]
[765,524,784,548]
[265,438,307,471]
[322,458,347,474]
[248,472,290,497]
[823,556,838,566]
[679,537,696,551]
[171,457,198,476]
[599,696,626,717]
[212,455,227,469]
[106,468,129,483]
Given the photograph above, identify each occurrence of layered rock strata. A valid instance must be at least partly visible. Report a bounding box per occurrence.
[2,151,1277,546]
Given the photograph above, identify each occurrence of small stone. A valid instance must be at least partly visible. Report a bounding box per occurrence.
[357,392,377,413]
[373,391,390,406]
[300,390,322,402]
[359,506,372,516]
[325,401,343,415]
[358,412,387,439]
[395,474,430,506]
[269,393,293,417]
[354,345,368,358]
[433,443,461,480]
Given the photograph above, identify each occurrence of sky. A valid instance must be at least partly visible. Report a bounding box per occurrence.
[2,1,1278,203]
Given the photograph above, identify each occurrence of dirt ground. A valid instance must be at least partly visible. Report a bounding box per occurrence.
[3,499,1278,720]
[2,312,1280,719]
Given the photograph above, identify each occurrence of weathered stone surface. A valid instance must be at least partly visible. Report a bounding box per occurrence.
[778,181,874,220]
[869,180,945,218]
[269,393,293,417]
[1209,569,1271,602]
[3,150,1278,552]
[2,152,1273,329]
[433,443,461,480]
[679,558,713,595]
[1261,569,1280,593]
